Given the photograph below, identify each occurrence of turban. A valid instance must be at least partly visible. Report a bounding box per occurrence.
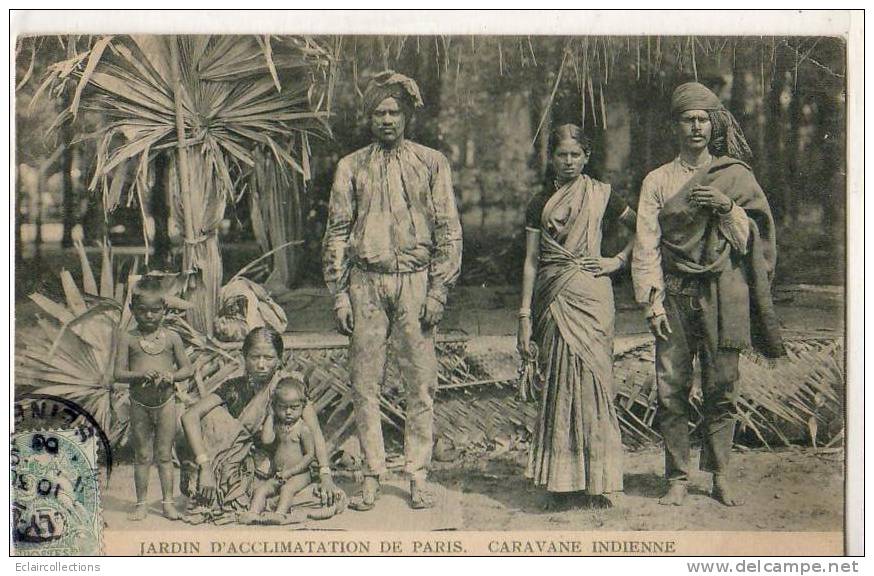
[362,70,424,115]
[671,82,723,115]
[670,81,753,162]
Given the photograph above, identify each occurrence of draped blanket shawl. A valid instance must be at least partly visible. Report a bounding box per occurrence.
[658,157,785,358]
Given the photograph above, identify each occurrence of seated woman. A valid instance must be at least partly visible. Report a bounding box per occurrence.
[179,327,344,523]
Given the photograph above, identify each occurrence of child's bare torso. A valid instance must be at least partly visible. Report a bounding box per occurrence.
[273,420,308,474]
[128,328,176,406]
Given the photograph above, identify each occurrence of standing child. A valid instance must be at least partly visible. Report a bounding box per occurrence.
[114,276,193,521]
[246,376,315,522]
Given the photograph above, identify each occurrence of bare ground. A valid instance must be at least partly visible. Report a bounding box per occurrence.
[432,446,844,532]
[101,446,843,532]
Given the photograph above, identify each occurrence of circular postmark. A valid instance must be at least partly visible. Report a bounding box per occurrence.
[11,430,102,555]
[14,393,114,478]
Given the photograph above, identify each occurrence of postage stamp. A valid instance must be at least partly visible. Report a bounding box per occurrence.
[9,9,862,559]
[10,430,102,556]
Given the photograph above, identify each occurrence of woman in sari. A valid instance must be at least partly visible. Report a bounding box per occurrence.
[517,124,636,508]
[180,327,343,523]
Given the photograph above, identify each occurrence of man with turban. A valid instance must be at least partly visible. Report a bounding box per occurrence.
[632,82,785,506]
[323,71,462,511]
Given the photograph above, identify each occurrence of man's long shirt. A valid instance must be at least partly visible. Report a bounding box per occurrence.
[323,140,463,308]
[632,156,750,318]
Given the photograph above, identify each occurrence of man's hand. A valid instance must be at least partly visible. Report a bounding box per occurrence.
[689,185,732,213]
[420,296,445,328]
[647,313,673,340]
[334,303,354,336]
[580,256,623,277]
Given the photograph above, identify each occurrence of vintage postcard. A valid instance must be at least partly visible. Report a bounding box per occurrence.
[9,10,862,558]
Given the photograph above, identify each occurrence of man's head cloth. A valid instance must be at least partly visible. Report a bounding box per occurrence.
[362,70,424,117]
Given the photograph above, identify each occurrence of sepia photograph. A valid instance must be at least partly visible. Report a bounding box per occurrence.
[9,9,861,558]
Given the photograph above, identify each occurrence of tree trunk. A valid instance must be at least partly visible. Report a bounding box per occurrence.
[60,138,75,248]
[61,37,77,248]
[786,83,804,226]
[15,164,23,267]
[150,152,171,269]
[815,92,845,248]
[168,36,219,335]
[35,169,44,263]
[763,48,788,225]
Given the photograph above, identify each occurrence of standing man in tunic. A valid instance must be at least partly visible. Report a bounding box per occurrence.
[632,82,785,507]
[323,71,462,511]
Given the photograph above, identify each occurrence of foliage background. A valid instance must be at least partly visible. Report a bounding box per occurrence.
[15,35,847,296]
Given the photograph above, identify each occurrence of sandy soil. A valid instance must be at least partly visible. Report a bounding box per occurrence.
[432,446,844,532]
[101,446,843,533]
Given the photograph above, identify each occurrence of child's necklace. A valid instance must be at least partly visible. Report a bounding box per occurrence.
[139,327,167,355]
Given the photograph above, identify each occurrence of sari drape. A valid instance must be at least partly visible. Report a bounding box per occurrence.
[182,372,281,524]
[526,175,624,494]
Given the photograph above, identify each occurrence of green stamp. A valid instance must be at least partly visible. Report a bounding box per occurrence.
[11,430,102,556]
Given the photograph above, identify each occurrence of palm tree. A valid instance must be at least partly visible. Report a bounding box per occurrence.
[36,34,335,333]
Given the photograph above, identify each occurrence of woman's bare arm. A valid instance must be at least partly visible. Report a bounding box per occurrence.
[520,229,541,312]
[181,393,224,462]
[615,208,637,265]
[261,411,276,445]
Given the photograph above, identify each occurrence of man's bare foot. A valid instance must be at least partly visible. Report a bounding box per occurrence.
[711,475,745,506]
[127,501,148,521]
[349,475,380,512]
[410,479,435,510]
[162,500,180,520]
[659,481,688,506]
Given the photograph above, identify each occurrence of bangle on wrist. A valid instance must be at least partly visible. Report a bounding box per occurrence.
[319,466,332,477]
[518,308,531,319]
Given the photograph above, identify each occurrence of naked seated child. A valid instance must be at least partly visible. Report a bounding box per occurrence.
[244,377,315,523]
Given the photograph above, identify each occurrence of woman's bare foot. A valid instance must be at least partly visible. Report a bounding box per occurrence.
[658,481,688,506]
[582,494,614,509]
[711,474,745,506]
[238,511,260,524]
[162,500,181,520]
[127,501,148,521]
[543,492,571,511]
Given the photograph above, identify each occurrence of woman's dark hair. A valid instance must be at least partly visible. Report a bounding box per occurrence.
[242,326,284,358]
[549,123,593,156]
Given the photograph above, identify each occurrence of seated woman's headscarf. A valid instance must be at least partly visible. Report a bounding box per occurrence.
[362,70,424,115]
[671,82,753,163]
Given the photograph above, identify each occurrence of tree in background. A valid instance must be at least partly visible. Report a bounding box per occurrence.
[34,35,336,333]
